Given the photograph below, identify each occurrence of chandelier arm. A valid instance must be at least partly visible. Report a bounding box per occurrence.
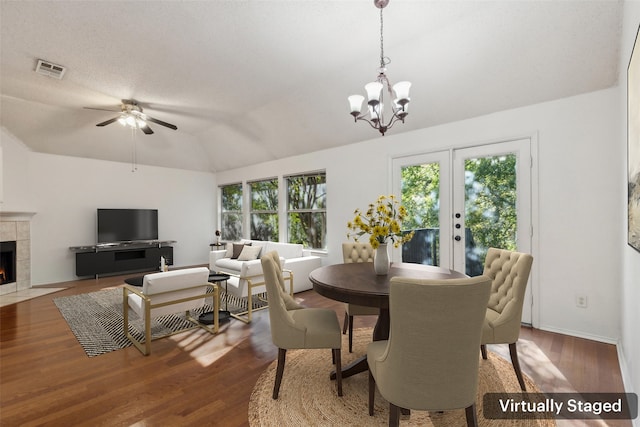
[384,111,406,131]
[356,116,383,130]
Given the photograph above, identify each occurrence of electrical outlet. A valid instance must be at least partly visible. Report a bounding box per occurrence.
[576,294,588,308]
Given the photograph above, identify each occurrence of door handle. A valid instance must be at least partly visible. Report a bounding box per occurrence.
[454,235,461,241]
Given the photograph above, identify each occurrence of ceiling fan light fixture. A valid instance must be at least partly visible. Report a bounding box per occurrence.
[125,115,137,127]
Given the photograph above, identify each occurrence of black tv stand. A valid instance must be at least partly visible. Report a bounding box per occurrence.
[70,241,176,278]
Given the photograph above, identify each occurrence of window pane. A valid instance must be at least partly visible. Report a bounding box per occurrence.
[222,184,242,211]
[221,213,242,241]
[464,154,517,275]
[287,175,326,210]
[286,173,326,250]
[221,183,242,241]
[251,213,278,241]
[250,179,278,241]
[288,211,326,249]
[400,162,441,266]
[251,179,278,211]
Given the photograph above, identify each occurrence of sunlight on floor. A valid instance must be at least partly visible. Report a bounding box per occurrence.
[169,320,253,367]
[0,287,66,307]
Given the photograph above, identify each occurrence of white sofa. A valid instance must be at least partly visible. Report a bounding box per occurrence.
[209,240,322,323]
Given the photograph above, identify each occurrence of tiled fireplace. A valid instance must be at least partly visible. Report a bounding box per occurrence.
[0,212,34,296]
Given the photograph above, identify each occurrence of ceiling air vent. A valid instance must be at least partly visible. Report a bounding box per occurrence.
[35,59,66,79]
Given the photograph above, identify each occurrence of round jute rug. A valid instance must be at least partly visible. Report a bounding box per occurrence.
[249,328,556,426]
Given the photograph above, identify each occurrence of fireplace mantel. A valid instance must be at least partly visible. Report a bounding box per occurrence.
[0,211,36,221]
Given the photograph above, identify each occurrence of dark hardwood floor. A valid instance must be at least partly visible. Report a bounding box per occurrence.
[0,272,629,426]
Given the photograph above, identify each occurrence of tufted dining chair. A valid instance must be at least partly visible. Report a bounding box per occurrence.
[341,242,379,352]
[261,251,343,399]
[480,247,534,391]
[367,275,491,426]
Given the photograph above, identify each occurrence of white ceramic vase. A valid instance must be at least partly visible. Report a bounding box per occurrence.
[374,243,390,275]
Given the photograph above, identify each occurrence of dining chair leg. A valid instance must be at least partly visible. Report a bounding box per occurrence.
[342,311,349,334]
[465,403,478,427]
[480,344,487,359]
[348,315,354,353]
[334,348,343,396]
[509,342,527,391]
[273,348,287,399]
[389,403,401,427]
[368,370,375,415]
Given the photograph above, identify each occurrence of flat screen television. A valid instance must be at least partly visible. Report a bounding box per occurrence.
[97,208,158,244]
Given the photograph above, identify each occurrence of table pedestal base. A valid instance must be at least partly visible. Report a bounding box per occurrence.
[330,308,390,379]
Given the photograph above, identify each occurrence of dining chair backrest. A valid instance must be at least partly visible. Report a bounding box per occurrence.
[342,242,375,264]
[261,251,305,348]
[483,248,533,343]
[376,275,491,411]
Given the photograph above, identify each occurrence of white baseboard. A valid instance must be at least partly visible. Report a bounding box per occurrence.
[537,324,618,345]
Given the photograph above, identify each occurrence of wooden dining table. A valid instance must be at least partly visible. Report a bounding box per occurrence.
[309,262,467,378]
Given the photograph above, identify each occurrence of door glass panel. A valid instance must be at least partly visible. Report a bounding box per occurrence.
[464,154,517,276]
[400,162,441,266]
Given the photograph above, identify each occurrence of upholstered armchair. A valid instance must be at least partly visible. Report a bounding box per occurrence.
[341,242,379,352]
[123,267,219,355]
[367,275,490,426]
[480,247,534,391]
[261,251,343,399]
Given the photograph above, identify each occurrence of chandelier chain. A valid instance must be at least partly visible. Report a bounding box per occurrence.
[379,8,391,68]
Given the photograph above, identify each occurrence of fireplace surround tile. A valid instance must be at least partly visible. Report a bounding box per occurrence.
[0,222,16,241]
[1,216,32,295]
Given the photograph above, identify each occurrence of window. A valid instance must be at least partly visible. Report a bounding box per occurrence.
[286,172,326,250]
[220,183,243,241]
[250,178,278,241]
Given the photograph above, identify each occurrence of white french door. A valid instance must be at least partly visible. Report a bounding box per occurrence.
[392,138,533,324]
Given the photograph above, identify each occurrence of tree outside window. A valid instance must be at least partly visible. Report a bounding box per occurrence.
[250,178,278,241]
[287,172,326,250]
[220,183,243,241]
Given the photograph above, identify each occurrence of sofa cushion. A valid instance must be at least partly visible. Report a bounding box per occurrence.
[216,258,245,272]
[264,241,303,259]
[238,245,262,261]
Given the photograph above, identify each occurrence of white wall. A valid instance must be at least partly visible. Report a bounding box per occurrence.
[620,1,640,414]
[1,127,217,285]
[218,86,621,343]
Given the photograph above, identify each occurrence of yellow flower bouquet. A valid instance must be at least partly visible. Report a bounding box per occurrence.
[347,195,414,249]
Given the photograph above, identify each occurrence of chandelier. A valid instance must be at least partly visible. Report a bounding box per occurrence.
[348,0,411,136]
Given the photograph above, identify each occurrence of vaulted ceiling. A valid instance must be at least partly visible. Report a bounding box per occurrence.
[0,1,623,172]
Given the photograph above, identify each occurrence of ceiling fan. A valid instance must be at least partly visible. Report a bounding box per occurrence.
[84,99,177,135]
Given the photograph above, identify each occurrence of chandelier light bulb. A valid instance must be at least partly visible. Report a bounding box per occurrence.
[365,82,383,105]
[369,104,382,122]
[392,81,411,105]
[348,95,365,116]
[117,116,127,126]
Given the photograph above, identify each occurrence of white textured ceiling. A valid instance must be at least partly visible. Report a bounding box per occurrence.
[0,1,623,172]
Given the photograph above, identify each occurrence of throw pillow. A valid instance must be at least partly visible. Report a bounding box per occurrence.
[238,245,262,261]
[224,242,234,258]
[231,243,247,259]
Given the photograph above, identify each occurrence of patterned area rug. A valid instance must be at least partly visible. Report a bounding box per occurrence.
[249,328,556,427]
[54,287,265,357]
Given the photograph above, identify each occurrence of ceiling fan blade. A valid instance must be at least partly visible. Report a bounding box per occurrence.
[145,115,177,130]
[84,106,121,112]
[140,124,154,135]
[96,117,119,127]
